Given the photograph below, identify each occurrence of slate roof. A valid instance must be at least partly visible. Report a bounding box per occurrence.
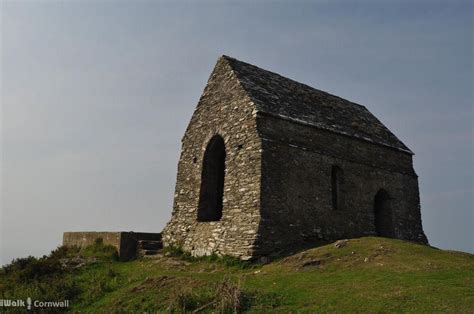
[222,55,413,154]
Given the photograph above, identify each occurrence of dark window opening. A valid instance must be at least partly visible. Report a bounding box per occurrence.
[331,165,344,210]
[374,189,394,237]
[197,135,226,222]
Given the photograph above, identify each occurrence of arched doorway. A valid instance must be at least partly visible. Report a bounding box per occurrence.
[374,189,394,237]
[197,135,226,221]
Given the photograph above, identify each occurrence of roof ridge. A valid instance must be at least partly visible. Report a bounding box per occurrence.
[216,55,412,155]
[221,55,367,109]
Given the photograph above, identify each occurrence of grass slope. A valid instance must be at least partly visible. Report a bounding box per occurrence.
[1,237,473,313]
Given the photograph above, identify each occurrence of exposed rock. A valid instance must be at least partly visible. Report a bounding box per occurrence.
[334,239,349,249]
[59,257,98,270]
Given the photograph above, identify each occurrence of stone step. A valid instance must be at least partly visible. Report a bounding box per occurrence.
[139,249,160,256]
[137,239,162,245]
[137,240,162,250]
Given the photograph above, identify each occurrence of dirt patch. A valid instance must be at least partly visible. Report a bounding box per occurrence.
[130,275,177,293]
[148,256,192,271]
[278,251,328,269]
[301,259,322,268]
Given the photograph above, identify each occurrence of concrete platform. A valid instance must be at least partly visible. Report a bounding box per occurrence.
[63,231,161,261]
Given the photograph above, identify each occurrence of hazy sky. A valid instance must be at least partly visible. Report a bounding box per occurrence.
[1,1,472,265]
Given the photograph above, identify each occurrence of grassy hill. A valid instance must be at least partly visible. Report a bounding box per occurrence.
[1,237,473,313]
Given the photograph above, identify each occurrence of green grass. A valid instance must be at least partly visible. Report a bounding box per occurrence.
[1,237,473,313]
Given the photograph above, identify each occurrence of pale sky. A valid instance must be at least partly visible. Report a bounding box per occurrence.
[1,1,472,265]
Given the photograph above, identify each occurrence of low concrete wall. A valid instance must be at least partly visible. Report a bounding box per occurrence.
[63,231,161,261]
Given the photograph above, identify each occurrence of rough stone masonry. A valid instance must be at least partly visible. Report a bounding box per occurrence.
[161,55,428,260]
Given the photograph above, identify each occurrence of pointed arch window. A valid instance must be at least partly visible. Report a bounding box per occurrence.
[197,135,226,222]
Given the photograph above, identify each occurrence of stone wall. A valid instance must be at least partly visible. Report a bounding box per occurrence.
[161,56,427,260]
[161,57,262,260]
[63,231,161,261]
[254,114,427,256]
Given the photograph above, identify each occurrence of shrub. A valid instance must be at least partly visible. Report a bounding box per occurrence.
[166,277,248,313]
[219,255,252,269]
[168,285,201,312]
[1,241,117,289]
[214,277,244,313]
[163,246,195,261]
[2,255,64,284]
[50,245,80,260]
[2,256,38,275]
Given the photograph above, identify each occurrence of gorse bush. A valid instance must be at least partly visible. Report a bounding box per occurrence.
[49,245,80,259]
[2,256,38,275]
[0,240,119,309]
[0,251,81,307]
[3,245,79,277]
[1,241,118,285]
[3,255,63,283]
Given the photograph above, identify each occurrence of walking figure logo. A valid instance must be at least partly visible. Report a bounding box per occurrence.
[26,298,31,310]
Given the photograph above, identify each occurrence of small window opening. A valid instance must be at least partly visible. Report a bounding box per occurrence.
[331,165,344,210]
